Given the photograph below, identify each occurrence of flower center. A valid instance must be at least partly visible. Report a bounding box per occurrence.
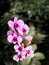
[25,50,30,56]
[18,54,22,59]
[27,50,30,54]
[13,37,17,42]
[17,33,23,37]
[18,46,22,51]
[22,28,26,33]
[14,23,19,29]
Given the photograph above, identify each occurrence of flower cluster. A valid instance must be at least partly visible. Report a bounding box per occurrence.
[7,17,34,62]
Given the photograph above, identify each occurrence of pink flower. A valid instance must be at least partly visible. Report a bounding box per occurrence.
[7,30,14,36]
[7,33,22,44]
[24,36,33,46]
[14,45,24,53]
[17,33,23,37]
[7,17,34,62]
[13,53,25,62]
[25,36,33,41]
[18,24,29,35]
[8,17,24,30]
[25,46,34,57]
[22,24,29,34]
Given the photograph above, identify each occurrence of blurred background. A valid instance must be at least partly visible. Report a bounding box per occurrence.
[0,0,49,65]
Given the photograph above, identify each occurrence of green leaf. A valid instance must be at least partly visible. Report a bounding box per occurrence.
[34,52,45,60]
[21,57,32,65]
[36,32,46,40]
[28,24,36,36]
[32,60,41,65]
[32,44,37,51]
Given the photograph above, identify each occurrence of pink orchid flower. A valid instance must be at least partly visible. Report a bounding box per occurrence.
[25,45,34,57]
[14,45,24,53]
[22,24,29,34]
[7,30,14,36]
[13,53,25,62]
[25,36,33,41]
[18,24,29,36]
[7,33,22,44]
[8,17,24,31]
[24,36,33,46]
